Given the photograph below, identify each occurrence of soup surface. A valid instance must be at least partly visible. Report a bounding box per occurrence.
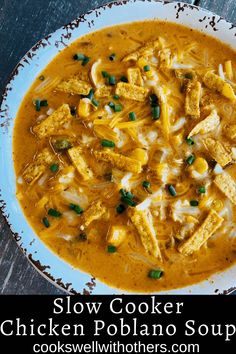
[14,21,236,292]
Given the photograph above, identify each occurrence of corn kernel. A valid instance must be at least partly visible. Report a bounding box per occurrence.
[145,70,154,79]
[212,199,224,212]
[193,157,208,175]
[107,226,126,247]
[152,163,168,179]
[129,148,148,166]
[137,57,148,69]
[78,98,91,118]
[222,82,236,101]
[36,196,49,209]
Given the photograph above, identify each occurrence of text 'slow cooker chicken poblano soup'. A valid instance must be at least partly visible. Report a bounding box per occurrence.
[14,21,236,292]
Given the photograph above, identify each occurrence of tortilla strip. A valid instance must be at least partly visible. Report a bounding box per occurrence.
[128,208,162,259]
[68,146,93,180]
[115,82,149,102]
[185,81,201,117]
[214,173,236,205]
[203,71,236,101]
[203,137,233,167]
[83,200,107,227]
[94,150,142,173]
[33,104,72,138]
[178,210,223,256]
[23,148,54,184]
[127,67,144,86]
[56,78,91,95]
[188,110,220,138]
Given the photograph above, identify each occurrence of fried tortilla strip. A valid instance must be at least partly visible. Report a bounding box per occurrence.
[203,71,236,101]
[23,148,54,184]
[122,40,160,62]
[56,78,91,95]
[203,137,233,167]
[188,110,220,138]
[127,67,144,86]
[83,200,107,227]
[223,124,236,140]
[178,210,223,256]
[68,146,93,180]
[185,81,201,117]
[94,150,142,173]
[95,85,113,98]
[33,104,72,138]
[115,82,149,102]
[128,208,162,259]
[214,173,236,205]
[159,48,173,68]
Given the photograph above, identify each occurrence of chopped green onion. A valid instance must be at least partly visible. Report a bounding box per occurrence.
[73,53,85,61]
[101,139,115,148]
[86,89,94,100]
[48,208,62,218]
[102,71,109,78]
[142,181,151,189]
[39,75,45,81]
[40,100,48,107]
[186,137,194,146]
[54,139,72,151]
[70,106,76,116]
[129,112,136,121]
[186,155,195,165]
[42,217,50,228]
[116,204,126,214]
[114,104,122,112]
[121,196,136,206]
[82,56,90,66]
[69,203,84,214]
[148,269,163,279]
[109,75,116,85]
[167,184,177,197]
[107,245,117,253]
[152,105,160,120]
[143,65,150,72]
[120,76,128,83]
[113,94,120,100]
[91,98,99,107]
[35,99,41,111]
[184,72,193,80]
[190,200,199,207]
[149,94,159,107]
[109,53,116,61]
[198,186,206,194]
[108,101,115,108]
[50,164,59,173]
[79,232,87,241]
[119,189,136,207]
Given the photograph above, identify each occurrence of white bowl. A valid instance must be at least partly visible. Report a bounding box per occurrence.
[1,0,236,294]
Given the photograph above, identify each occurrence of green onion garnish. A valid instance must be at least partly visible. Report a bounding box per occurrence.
[101,139,115,148]
[120,76,128,83]
[167,184,177,197]
[148,269,163,279]
[129,112,136,121]
[35,99,41,111]
[50,164,59,173]
[91,98,99,107]
[108,101,115,108]
[69,203,84,214]
[149,94,159,107]
[184,72,193,80]
[198,186,206,194]
[119,189,136,207]
[190,200,199,207]
[121,197,136,207]
[109,75,116,85]
[86,89,94,100]
[116,204,126,214]
[73,53,85,61]
[42,217,50,228]
[142,181,151,189]
[152,105,160,120]
[186,155,195,165]
[107,245,117,253]
[143,65,150,72]
[186,137,195,146]
[48,208,62,218]
[79,232,87,241]
[102,71,109,78]
[109,53,116,61]
[82,56,90,66]
[40,100,48,107]
[113,94,120,100]
[39,75,45,81]
[114,104,122,112]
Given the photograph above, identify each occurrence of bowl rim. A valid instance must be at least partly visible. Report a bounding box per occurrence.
[1,0,236,295]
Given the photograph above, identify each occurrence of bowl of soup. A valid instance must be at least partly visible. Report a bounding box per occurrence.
[1,0,236,294]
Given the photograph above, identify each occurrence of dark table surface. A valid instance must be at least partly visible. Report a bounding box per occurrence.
[0,0,236,294]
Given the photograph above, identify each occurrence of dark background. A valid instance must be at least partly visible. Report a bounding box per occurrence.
[0,0,235,294]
